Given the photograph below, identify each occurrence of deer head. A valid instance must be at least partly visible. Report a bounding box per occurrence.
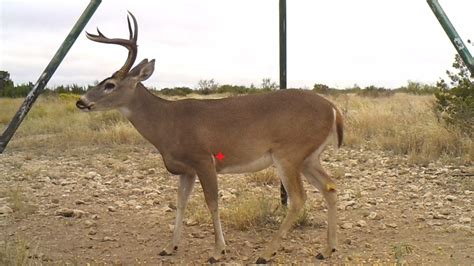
[76,12,155,111]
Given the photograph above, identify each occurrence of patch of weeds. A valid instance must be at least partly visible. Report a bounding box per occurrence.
[187,196,212,225]
[331,167,345,179]
[222,194,280,231]
[1,187,37,219]
[247,168,279,186]
[0,238,30,266]
[293,208,314,229]
[393,242,414,265]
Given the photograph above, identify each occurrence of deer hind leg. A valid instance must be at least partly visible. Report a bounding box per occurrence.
[256,158,307,264]
[196,165,226,263]
[302,159,337,260]
[160,174,196,256]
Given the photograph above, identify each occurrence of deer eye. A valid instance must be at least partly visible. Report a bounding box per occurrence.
[104,82,115,90]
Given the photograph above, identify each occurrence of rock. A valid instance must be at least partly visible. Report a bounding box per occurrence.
[102,236,117,242]
[161,205,173,213]
[343,200,357,209]
[169,224,175,232]
[446,224,471,233]
[422,191,433,198]
[185,219,198,226]
[433,213,448,220]
[85,171,98,180]
[386,223,397,228]
[55,208,85,218]
[190,232,205,239]
[0,206,13,215]
[356,220,367,227]
[341,222,353,229]
[459,217,472,224]
[415,215,425,222]
[51,198,60,204]
[367,199,377,205]
[445,195,457,201]
[343,239,352,245]
[107,206,117,212]
[368,212,382,220]
[75,200,86,205]
[84,220,96,228]
[427,221,443,226]
[440,209,451,216]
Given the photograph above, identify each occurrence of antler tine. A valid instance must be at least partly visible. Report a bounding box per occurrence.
[86,12,139,79]
[127,11,138,42]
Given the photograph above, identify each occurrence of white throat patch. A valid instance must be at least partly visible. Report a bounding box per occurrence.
[119,107,132,118]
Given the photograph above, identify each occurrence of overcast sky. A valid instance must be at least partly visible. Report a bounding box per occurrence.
[1,0,473,89]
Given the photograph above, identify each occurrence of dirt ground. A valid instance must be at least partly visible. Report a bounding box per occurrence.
[0,144,472,264]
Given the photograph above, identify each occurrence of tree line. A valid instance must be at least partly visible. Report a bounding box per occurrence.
[0,70,439,98]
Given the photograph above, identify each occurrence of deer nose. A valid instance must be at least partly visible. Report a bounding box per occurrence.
[76,99,91,110]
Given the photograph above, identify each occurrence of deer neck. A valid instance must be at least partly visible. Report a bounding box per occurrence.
[119,83,170,148]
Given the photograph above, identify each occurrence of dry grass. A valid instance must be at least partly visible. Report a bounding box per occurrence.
[0,238,31,266]
[246,168,279,186]
[221,194,280,230]
[0,187,37,219]
[188,191,312,231]
[0,95,145,150]
[330,93,472,163]
[1,92,472,163]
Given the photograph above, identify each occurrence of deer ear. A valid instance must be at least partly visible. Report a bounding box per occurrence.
[128,59,155,81]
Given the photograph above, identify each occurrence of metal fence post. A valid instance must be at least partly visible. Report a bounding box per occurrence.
[279,0,288,206]
[427,0,474,75]
[0,0,102,153]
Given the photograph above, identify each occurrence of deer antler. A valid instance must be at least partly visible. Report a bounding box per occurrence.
[86,11,138,79]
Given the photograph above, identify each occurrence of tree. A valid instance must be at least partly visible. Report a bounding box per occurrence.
[198,79,219,95]
[261,78,278,91]
[0,70,14,94]
[434,54,474,135]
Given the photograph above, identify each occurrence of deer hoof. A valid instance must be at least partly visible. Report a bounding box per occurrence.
[208,257,218,264]
[316,248,336,260]
[159,250,171,256]
[315,253,325,260]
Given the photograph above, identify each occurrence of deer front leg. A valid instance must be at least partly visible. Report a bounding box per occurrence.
[160,174,196,256]
[196,165,226,263]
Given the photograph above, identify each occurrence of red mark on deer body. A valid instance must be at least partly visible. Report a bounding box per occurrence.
[215,152,225,161]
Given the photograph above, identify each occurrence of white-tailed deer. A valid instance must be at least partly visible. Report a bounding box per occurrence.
[77,12,343,263]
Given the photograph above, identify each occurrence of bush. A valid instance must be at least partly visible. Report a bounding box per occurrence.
[159,87,193,96]
[357,85,394,98]
[313,83,345,96]
[398,81,439,95]
[434,55,474,135]
[0,82,32,98]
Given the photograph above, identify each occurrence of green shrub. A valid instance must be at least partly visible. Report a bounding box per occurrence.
[434,55,474,135]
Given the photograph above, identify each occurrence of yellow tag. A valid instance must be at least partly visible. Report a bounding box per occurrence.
[326,183,336,191]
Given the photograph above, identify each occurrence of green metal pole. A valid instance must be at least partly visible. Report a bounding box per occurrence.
[427,0,474,75]
[279,0,288,206]
[0,0,102,153]
[279,0,287,90]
